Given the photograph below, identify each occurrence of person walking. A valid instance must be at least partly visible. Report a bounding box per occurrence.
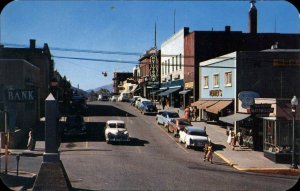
[237,129,244,149]
[161,97,166,110]
[184,106,190,122]
[205,142,214,163]
[227,129,232,145]
[27,128,34,150]
[230,130,236,150]
[203,142,209,161]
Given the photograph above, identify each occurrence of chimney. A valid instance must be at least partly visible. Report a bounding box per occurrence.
[30,39,36,49]
[225,26,231,33]
[248,0,257,34]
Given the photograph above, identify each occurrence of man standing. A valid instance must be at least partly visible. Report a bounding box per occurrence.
[161,97,166,110]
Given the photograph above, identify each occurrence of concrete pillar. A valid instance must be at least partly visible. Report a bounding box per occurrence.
[43,93,59,163]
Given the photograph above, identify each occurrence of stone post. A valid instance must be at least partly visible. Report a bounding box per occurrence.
[43,93,60,163]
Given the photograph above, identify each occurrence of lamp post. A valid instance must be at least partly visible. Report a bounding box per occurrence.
[144,76,148,99]
[291,95,298,169]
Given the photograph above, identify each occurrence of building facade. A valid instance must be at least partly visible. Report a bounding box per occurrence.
[0,59,40,147]
[196,49,300,163]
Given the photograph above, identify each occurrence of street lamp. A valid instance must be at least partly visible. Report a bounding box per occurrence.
[291,95,298,169]
[144,76,148,99]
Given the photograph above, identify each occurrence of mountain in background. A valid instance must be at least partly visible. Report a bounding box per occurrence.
[87,83,114,93]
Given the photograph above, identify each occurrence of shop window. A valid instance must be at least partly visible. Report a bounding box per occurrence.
[264,120,293,153]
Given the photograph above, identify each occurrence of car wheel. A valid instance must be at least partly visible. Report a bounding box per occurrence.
[185,143,190,149]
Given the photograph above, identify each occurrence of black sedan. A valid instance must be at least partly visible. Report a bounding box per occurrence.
[139,100,158,115]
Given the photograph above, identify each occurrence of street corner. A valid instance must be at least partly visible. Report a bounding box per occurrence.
[214,151,300,176]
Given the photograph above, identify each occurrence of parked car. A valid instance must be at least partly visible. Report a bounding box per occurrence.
[139,100,158,115]
[167,118,191,136]
[118,92,131,102]
[104,120,130,143]
[156,111,180,128]
[179,126,210,149]
[63,115,87,137]
[98,94,109,101]
[135,98,150,109]
[110,95,118,102]
[130,96,142,106]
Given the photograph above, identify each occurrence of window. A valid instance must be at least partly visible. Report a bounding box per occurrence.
[165,61,167,75]
[172,57,174,71]
[168,59,170,73]
[175,55,178,70]
[203,76,209,89]
[179,54,182,69]
[213,74,219,87]
[225,72,232,86]
[162,62,164,75]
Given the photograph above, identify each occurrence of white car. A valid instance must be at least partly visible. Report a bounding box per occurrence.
[179,126,210,149]
[105,120,130,143]
[156,111,180,128]
[110,95,118,102]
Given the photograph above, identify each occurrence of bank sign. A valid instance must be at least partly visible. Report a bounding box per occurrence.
[5,89,36,102]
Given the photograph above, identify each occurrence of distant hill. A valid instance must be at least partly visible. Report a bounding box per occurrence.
[87,84,113,93]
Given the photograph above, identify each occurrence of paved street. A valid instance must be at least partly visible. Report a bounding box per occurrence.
[60,101,298,190]
[0,101,299,190]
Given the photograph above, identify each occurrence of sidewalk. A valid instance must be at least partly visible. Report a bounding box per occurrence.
[162,106,300,176]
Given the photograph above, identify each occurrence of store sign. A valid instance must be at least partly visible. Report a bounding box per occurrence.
[149,54,158,82]
[250,104,274,117]
[238,91,260,109]
[5,89,36,102]
[210,90,222,97]
[273,59,300,67]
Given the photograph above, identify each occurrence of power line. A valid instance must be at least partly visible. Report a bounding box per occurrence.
[53,55,139,64]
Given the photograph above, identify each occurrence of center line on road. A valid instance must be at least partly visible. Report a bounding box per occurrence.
[156,124,189,153]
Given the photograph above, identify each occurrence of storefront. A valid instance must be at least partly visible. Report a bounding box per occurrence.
[255,98,300,164]
[159,79,184,108]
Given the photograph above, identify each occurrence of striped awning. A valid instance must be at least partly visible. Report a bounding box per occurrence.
[198,100,219,109]
[206,100,233,114]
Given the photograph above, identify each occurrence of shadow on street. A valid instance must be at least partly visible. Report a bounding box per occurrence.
[86,104,136,117]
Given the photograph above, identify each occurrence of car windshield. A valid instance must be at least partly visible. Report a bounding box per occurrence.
[189,131,207,136]
[168,113,179,118]
[143,101,153,106]
[109,123,125,128]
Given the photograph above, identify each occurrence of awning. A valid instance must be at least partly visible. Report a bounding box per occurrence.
[191,100,206,107]
[150,89,165,95]
[158,87,181,96]
[219,113,251,125]
[179,89,192,95]
[133,87,141,93]
[206,100,233,114]
[198,100,219,109]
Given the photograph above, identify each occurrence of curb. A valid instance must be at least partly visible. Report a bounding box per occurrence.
[214,152,300,176]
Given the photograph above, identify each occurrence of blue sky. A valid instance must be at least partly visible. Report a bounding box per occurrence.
[1,0,299,90]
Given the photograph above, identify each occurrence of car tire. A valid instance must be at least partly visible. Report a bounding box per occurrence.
[185,143,190,149]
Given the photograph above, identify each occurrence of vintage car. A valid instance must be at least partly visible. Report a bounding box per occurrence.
[63,115,87,137]
[139,100,157,115]
[179,126,210,149]
[156,111,180,128]
[167,118,191,136]
[105,120,130,143]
